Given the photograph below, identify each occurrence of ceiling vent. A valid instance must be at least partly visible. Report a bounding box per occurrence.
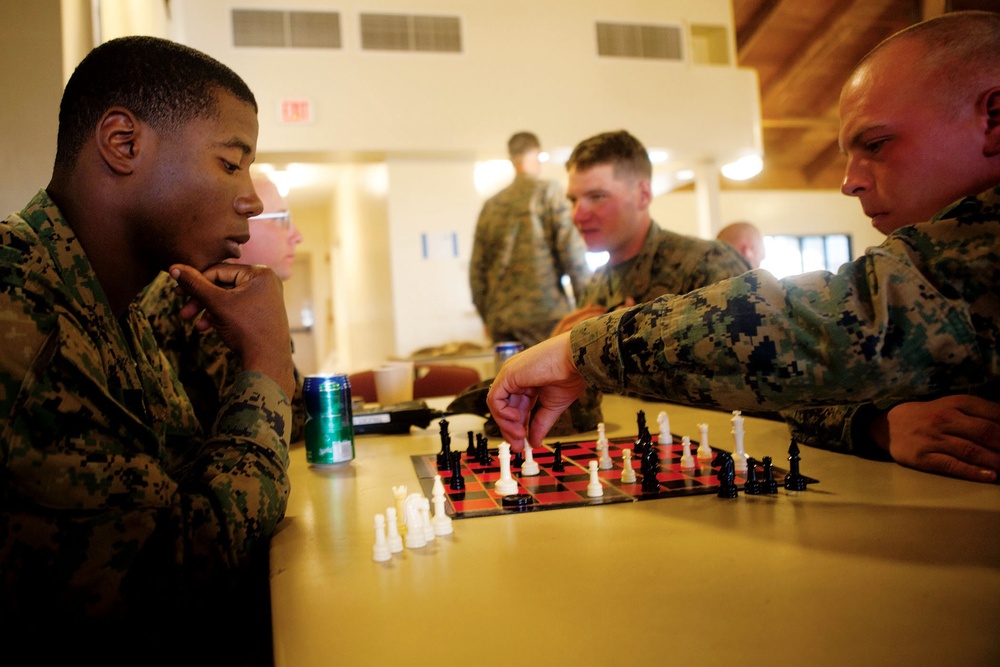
[360,13,462,53]
[232,9,342,49]
[596,21,682,61]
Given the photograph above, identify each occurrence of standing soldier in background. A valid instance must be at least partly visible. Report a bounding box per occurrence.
[470,131,591,348]
[142,172,306,442]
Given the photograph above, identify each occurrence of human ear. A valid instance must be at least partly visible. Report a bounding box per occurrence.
[981,87,1000,157]
[96,108,140,175]
[637,178,652,208]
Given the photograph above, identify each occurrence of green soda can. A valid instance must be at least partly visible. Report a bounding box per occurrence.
[303,374,355,468]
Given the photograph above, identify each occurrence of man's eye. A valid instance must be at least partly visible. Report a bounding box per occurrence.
[222,160,238,173]
[866,139,889,154]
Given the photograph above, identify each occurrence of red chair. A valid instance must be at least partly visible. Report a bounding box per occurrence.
[347,365,480,403]
[413,364,480,399]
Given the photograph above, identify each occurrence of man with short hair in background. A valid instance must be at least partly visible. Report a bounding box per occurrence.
[717,220,766,270]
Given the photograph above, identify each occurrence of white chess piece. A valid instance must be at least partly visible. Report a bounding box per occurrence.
[385,507,403,552]
[657,411,671,444]
[392,485,408,536]
[697,423,713,461]
[621,449,636,484]
[429,474,454,536]
[521,443,540,476]
[494,442,519,496]
[596,422,608,452]
[731,411,748,472]
[372,514,391,562]
[598,436,614,470]
[420,497,435,542]
[403,493,426,549]
[679,436,696,470]
[586,460,604,497]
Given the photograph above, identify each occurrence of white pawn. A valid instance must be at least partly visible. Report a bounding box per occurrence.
[385,507,403,552]
[679,435,696,470]
[586,460,604,498]
[430,487,453,536]
[403,493,426,549]
[620,449,637,484]
[697,423,713,461]
[372,514,391,562]
[494,442,519,496]
[657,411,671,444]
[521,443,540,476]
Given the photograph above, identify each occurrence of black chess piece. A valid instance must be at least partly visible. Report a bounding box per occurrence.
[466,430,476,458]
[640,443,660,493]
[551,442,565,472]
[511,448,524,470]
[476,435,492,466]
[437,419,452,471]
[716,452,738,498]
[783,440,809,491]
[448,450,465,491]
[743,457,762,495]
[761,456,779,494]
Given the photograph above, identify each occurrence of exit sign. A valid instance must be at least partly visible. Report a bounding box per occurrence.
[280,99,313,124]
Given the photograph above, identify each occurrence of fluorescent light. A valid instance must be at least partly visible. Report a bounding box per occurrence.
[721,154,763,181]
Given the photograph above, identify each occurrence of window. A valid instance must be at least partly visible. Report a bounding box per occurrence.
[760,234,853,279]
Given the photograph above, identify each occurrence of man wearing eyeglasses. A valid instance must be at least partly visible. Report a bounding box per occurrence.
[141,172,306,438]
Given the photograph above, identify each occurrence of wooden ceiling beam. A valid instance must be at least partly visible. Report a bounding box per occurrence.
[802,139,845,185]
[736,0,786,58]
[762,0,884,113]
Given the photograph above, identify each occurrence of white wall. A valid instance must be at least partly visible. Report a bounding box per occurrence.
[0,0,62,218]
[173,0,760,168]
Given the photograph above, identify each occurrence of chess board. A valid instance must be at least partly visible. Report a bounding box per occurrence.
[411,432,818,519]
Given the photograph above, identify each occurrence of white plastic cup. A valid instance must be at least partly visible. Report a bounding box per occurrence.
[374,362,414,405]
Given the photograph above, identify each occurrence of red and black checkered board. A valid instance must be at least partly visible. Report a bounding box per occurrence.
[411,433,817,518]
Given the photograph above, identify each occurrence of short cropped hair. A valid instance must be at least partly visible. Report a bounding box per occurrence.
[566,130,652,181]
[55,35,257,169]
[507,132,541,160]
[856,11,1000,108]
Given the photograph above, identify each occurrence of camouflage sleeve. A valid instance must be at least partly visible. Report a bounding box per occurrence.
[543,181,591,300]
[781,405,862,452]
[569,235,988,412]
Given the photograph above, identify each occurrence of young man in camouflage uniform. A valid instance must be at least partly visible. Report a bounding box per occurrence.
[487,11,1000,484]
[551,130,751,430]
[0,37,294,661]
[470,132,591,348]
[141,173,306,442]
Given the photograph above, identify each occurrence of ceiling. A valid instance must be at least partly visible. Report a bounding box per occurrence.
[730,0,1000,190]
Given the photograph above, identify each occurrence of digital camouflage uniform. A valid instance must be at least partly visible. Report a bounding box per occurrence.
[0,191,291,657]
[569,222,751,431]
[578,221,751,309]
[141,271,306,443]
[470,173,591,348]
[569,187,1000,420]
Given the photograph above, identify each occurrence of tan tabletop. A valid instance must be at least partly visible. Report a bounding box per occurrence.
[270,395,1000,666]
